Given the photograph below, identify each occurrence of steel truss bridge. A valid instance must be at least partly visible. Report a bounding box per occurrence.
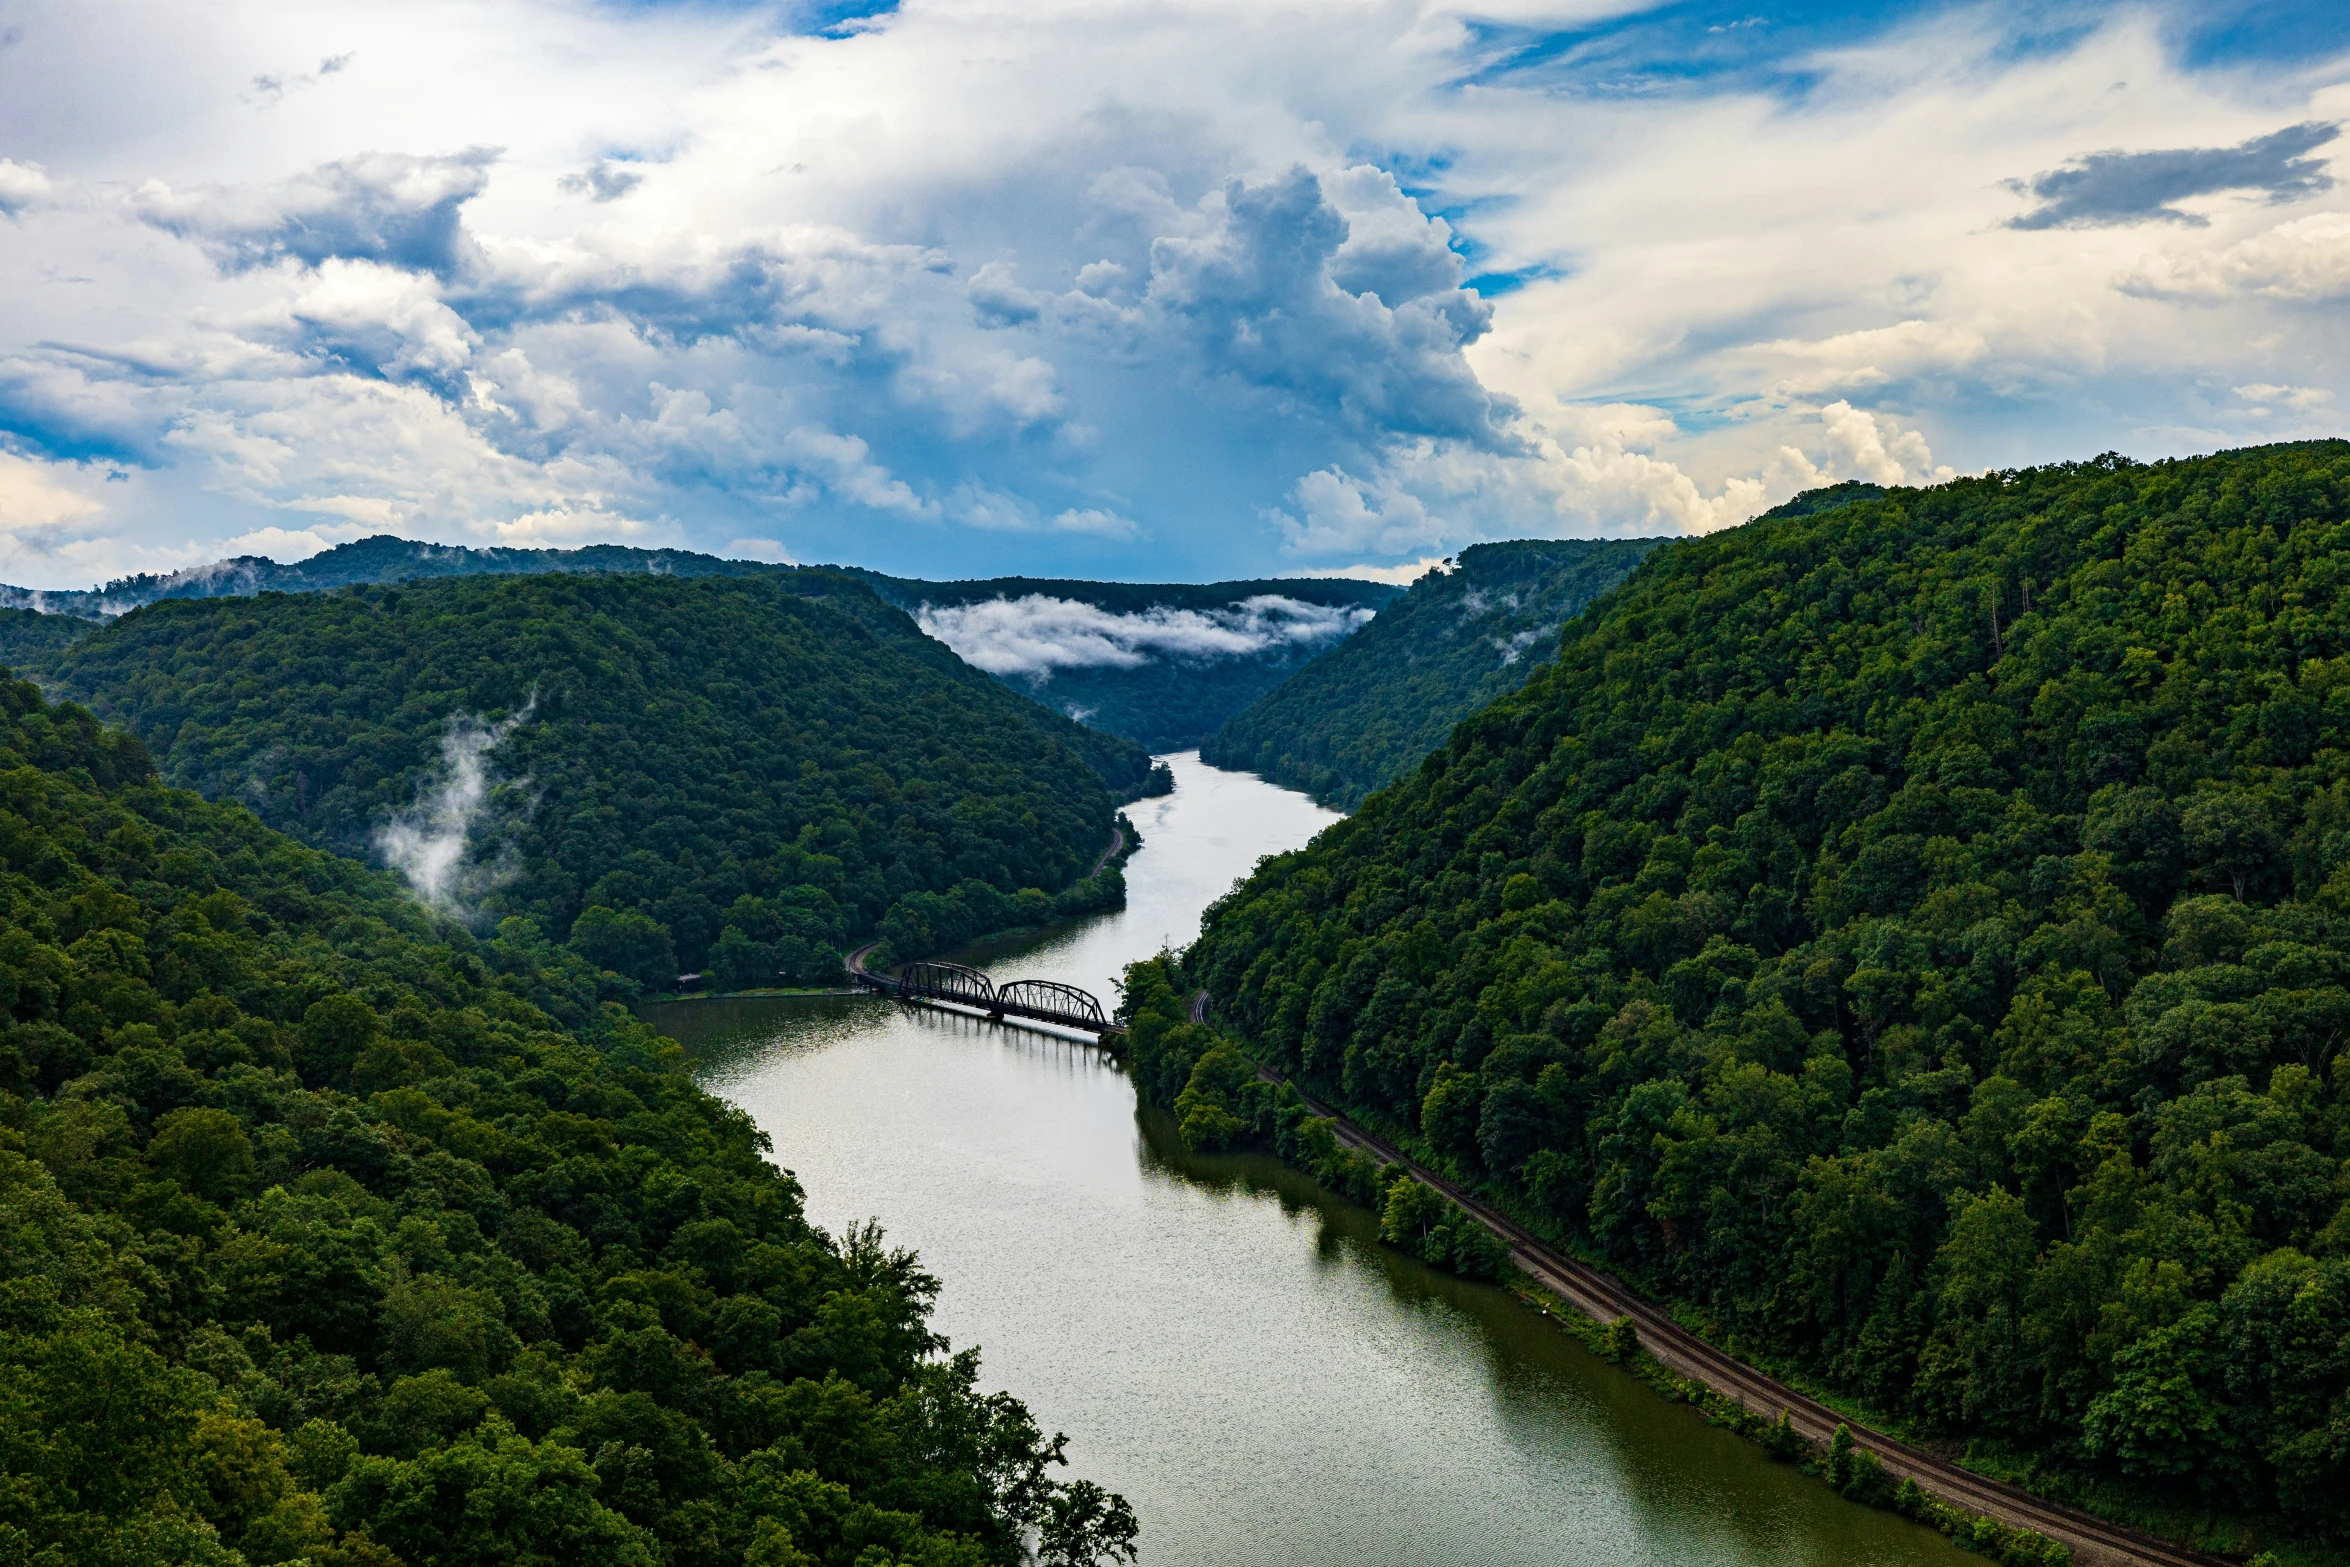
[846,946,1123,1042]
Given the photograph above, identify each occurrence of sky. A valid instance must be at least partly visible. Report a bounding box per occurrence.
[0,0,2344,589]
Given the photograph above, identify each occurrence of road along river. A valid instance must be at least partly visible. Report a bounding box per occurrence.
[645,751,1964,1567]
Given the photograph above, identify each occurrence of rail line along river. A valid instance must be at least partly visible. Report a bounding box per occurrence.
[645,752,1964,1567]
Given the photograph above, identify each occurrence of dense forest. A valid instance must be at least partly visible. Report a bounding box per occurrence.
[1176,442,2350,1550]
[40,572,1151,991]
[0,674,1136,1565]
[0,535,784,621]
[1201,540,1659,808]
[0,608,94,674]
[850,572,1401,752]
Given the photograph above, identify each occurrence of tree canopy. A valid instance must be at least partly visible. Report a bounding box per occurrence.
[1201,540,1657,808]
[0,535,788,622]
[1185,441,2350,1546]
[0,674,1133,1565]
[43,572,1151,987]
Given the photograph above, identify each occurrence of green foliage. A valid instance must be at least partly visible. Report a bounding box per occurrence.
[852,572,1401,752]
[1373,1172,1511,1281]
[1190,442,2350,1540]
[0,675,1132,1564]
[568,908,677,993]
[3,533,790,622]
[48,570,1153,984]
[1202,540,1656,808]
[1120,956,1505,1282]
[1601,1315,1639,1364]
[0,606,94,675]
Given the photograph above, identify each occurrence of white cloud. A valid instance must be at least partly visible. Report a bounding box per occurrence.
[1305,555,1451,585]
[0,450,104,535]
[0,0,2341,584]
[0,159,52,216]
[1051,507,1140,538]
[725,536,795,563]
[2235,382,2335,412]
[215,524,331,560]
[2121,213,2350,303]
[1818,399,1956,488]
[1759,319,1991,395]
[917,593,1374,678]
[271,258,479,379]
[132,148,497,275]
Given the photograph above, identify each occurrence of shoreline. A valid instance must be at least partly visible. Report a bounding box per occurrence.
[1252,1061,2231,1567]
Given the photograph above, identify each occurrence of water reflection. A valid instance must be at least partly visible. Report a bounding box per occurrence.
[649,754,1959,1567]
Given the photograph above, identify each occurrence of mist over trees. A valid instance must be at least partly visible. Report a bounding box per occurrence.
[1202,539,1659,809]
[851,571,1401,752]
[40,571,1150,988]
[1184,442,2350,1545]
[0,673,1135,1564]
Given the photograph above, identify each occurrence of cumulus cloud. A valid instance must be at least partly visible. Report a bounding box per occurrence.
[1818,400,1956,488]
[1143,167,1506,444]
[214,525,331,561]
[2007,121,2340,230]
[917,594,1374,678]
[0,159,51,216]
[0,0,2344,581]
[134,148,497,275]
[2121,213,2350,302]
[268,258,479,381]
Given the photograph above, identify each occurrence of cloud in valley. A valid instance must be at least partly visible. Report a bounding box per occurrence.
[919,595,1375,679]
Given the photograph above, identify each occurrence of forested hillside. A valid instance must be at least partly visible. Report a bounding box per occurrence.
[46,572,1152,989]
[0,606,93,673]
[1183,442,2350,1547]
[851,572,1401,751]
[1200,540,1657,808]
[1,535,781,621]
[0,674,1134,1565]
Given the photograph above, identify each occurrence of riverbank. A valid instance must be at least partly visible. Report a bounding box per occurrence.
[1121,952,2227,1567]
[675,754,1983,1567]
[1256,1062,2222,1567]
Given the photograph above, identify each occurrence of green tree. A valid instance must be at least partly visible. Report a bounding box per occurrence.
[145,1106,254,1204]
[568,906,676,991]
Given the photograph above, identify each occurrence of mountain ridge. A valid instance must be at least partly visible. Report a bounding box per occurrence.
[1201,537,1659,808]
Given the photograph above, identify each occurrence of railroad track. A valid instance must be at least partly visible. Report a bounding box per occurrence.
[1258,1066,2230,1567]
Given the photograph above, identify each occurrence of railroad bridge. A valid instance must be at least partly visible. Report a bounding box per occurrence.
[846,946,1123,1042]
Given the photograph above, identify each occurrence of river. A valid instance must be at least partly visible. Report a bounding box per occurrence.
[645,752,1960,1567]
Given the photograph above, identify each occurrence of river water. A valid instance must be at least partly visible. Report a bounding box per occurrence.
[646,753,1958,1567]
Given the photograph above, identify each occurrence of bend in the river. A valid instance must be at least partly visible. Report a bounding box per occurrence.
[647,751,1968,1567]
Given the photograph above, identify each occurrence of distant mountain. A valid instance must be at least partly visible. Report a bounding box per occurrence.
[1200,539,1660,808]
[0,534,778,619]
[45,568,1155,979]
[849,570,1404,752]
[0,539,1404,754]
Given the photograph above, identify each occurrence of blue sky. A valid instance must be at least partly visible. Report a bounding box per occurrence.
[0,0,2343,587]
